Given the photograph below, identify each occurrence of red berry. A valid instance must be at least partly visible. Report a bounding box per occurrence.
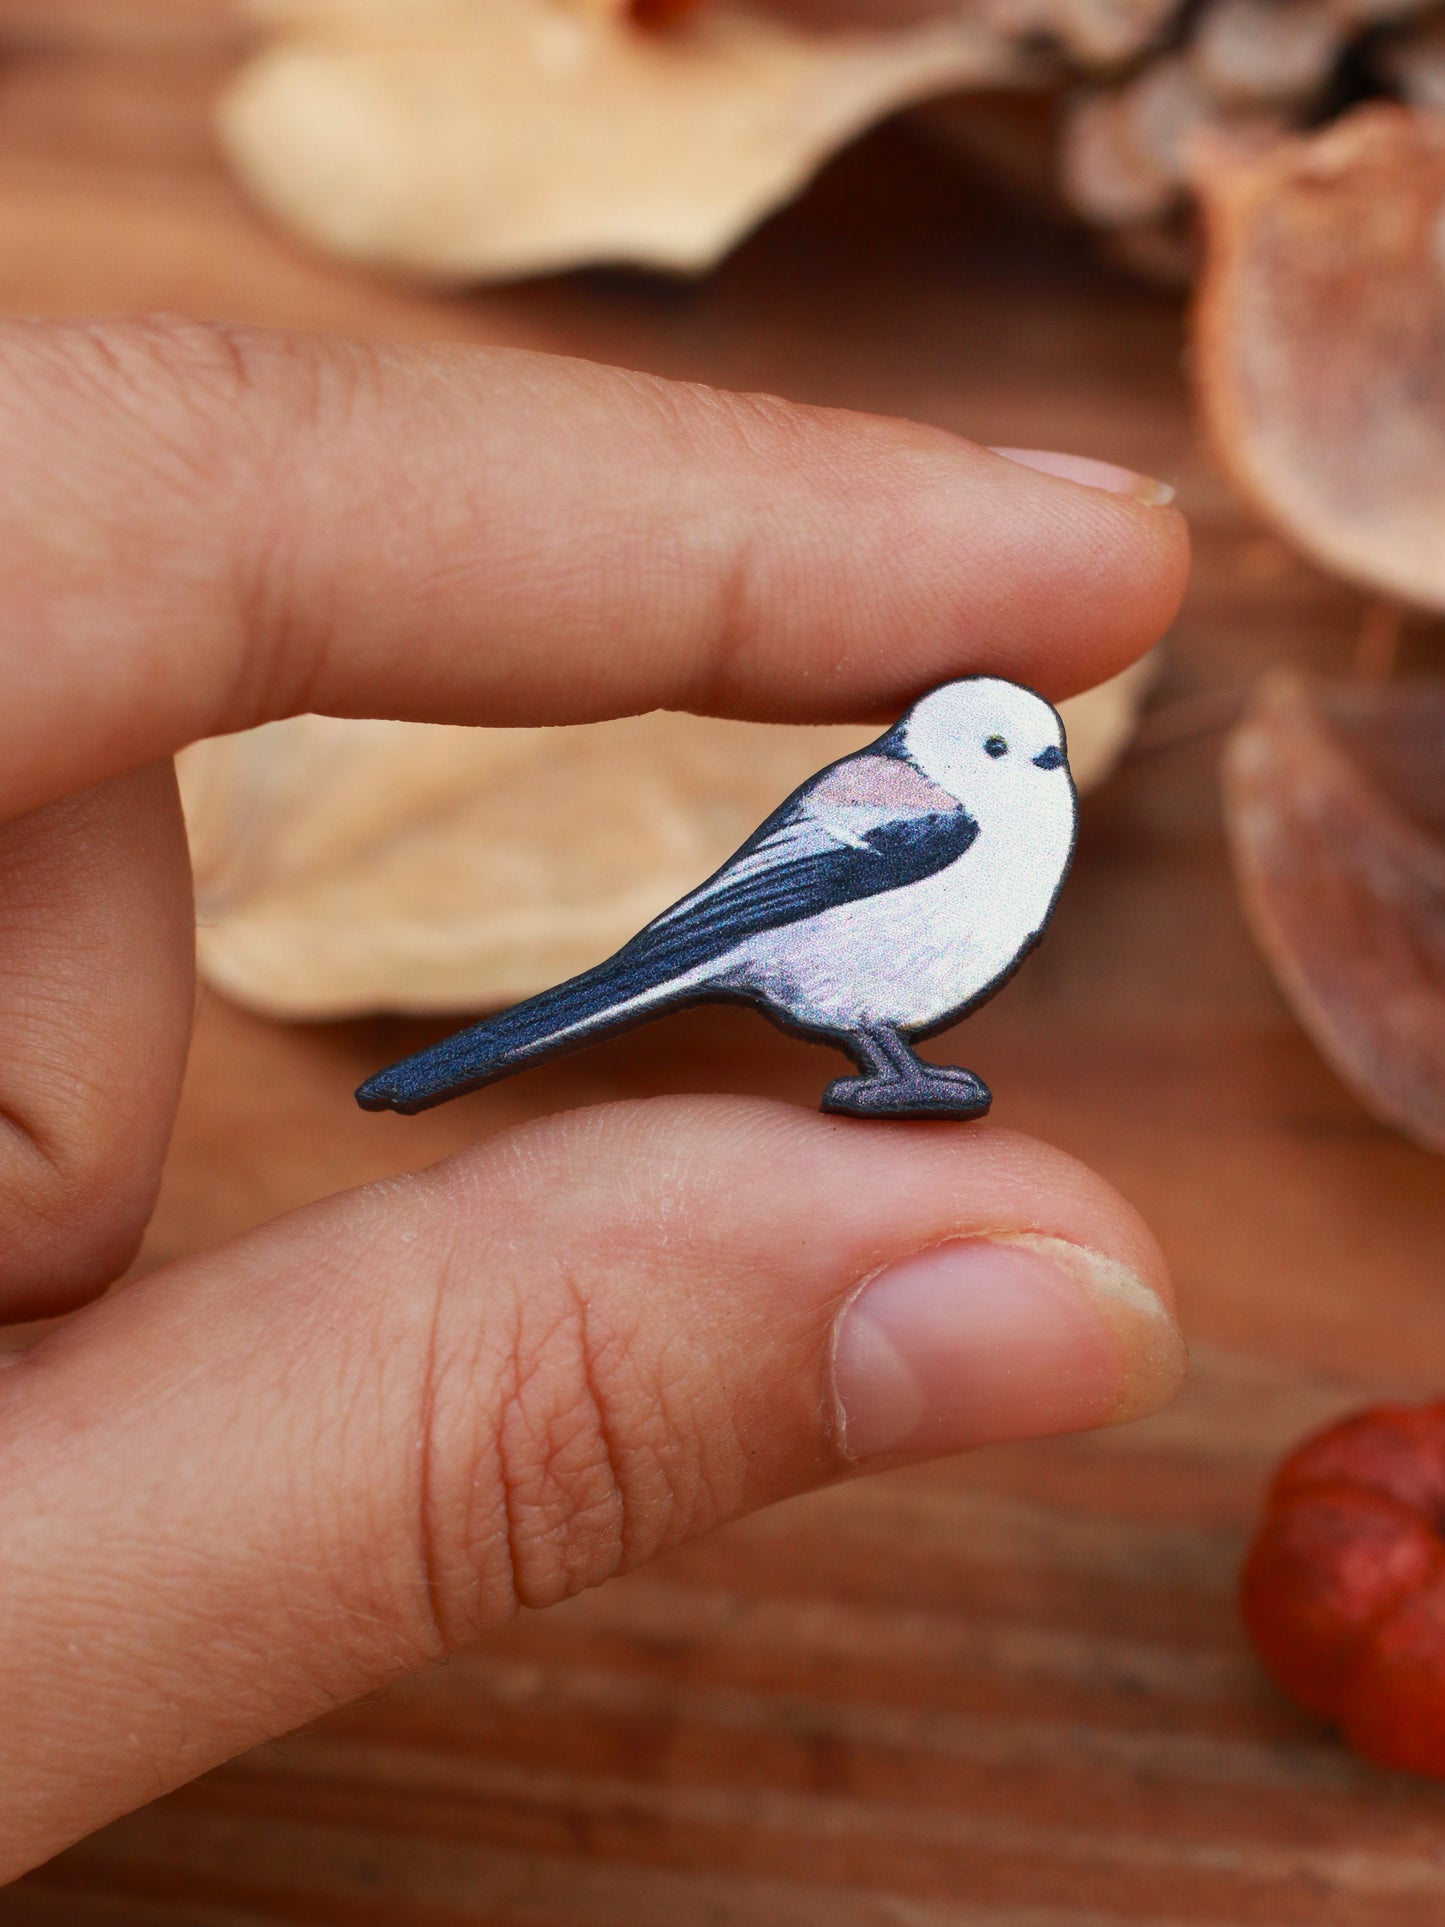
[1242,1402,1445,1774]
[1271,1404,1445,1517]
[1342,1570,1445,1775]
[1241,1483,1443,1717]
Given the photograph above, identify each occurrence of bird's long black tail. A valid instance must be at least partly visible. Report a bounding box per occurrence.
[355,951,691,1114]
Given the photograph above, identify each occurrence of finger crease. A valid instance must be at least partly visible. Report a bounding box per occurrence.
[0,1098,62,1188]
[574,1281,632,1577]
[691,509,767,718]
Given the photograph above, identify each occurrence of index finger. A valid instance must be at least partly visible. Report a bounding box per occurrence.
[0,316,1188,821]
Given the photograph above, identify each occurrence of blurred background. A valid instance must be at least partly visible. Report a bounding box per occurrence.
[4,3,1444,1921]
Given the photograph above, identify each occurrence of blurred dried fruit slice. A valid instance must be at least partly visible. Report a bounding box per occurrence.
[1224,674,1445,1153]
[1194,106,1445,611]
[181,669,1148,1020]
[181,712,875,1018]
[222,0,1024,281]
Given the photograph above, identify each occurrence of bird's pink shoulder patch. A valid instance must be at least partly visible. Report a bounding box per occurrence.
[812,754,960,813]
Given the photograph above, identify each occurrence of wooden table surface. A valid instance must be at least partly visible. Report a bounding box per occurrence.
[3,15,1444,1924]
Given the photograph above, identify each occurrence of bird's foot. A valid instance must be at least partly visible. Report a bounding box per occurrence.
[822,1065,992,1122]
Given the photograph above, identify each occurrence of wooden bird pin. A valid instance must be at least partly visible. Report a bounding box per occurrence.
[357,676,1078,1122]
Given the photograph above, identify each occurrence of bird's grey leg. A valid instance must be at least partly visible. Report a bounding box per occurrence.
[840,1027,911,1078]
[824,1026,992,1122]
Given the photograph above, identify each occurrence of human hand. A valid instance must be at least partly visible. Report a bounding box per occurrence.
[0,318,1188,1878]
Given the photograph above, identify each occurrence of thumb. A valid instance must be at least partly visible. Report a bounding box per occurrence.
[0,1098,1184,1877]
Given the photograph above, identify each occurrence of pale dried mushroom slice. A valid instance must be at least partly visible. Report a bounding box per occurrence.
[182,712,887,1017]
[1224,674,1445,1155]
[221,0,1023,282]
[1193,105,1445,611]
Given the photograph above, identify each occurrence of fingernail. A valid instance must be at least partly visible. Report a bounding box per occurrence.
[991,446,1176,507]
[832,1234,1186,1463]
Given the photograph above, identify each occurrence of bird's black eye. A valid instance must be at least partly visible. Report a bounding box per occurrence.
[984,735,1008,759]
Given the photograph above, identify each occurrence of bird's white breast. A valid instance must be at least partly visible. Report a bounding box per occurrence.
[722,783,1075,1033]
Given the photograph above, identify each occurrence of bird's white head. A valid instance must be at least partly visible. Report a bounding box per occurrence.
[895,677,1073,813]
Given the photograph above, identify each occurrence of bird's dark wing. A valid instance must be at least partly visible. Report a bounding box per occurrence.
[615,751,979,982]
[355,750,976,1113]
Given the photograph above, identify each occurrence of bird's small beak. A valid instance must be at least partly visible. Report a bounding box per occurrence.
[1032,744,1067,770]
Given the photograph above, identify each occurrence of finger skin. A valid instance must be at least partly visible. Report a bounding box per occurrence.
[0,322,1189,1876]
[0,1101,1179,1879]
[0,315,1185,1313]
[0,762,193,1317]
[0,316,1189,820]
